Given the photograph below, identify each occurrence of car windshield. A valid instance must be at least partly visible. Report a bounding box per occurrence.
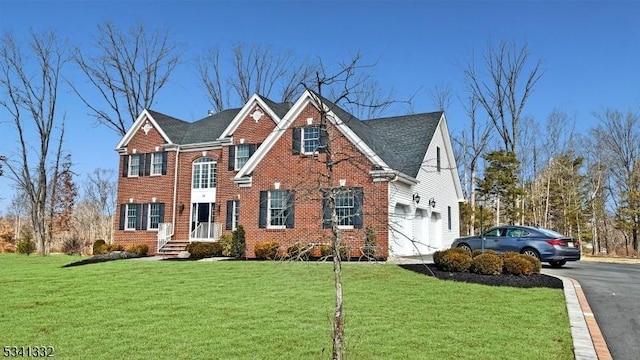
[537,228,565,238]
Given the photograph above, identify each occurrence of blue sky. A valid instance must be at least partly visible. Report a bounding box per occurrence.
[1,0,639,213]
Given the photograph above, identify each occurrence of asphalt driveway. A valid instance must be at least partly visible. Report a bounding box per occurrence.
[543,259,640,360]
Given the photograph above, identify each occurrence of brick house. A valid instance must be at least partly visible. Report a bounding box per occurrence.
[113,90,464,258]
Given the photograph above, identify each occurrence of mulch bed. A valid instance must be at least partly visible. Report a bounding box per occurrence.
[399,263,564,289]
[61,251,140,267]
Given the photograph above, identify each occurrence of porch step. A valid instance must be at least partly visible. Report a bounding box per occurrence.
[157,240,189,258]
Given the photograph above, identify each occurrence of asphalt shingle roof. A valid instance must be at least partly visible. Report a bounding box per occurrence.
[315,95,442,178]
[148,94,442,179]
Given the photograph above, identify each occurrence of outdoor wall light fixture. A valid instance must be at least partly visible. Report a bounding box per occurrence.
[429,198,436,208]
[178,203,185,214]
[412,193,421,204]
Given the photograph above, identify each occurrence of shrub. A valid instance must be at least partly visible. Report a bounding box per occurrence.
[186,242,223,259]
[231,225,246,258]
[218,234,233,256]
[16,229,36,255]
[433,250,444,267]
[103,243,124,252]
[470,252,504,275]
[503,255,534,275]
[521,254,542,274]
[93,239,106,255]
[339,245,350,260]
[438,249,472,272]
[0,240,16,253]
[319,244,332,257]
[62,236,83,255]
[125,244,149,257]
[472,249,497,258]
[287,243,312,260]
[254,240,279,260]
[363,227,377,257]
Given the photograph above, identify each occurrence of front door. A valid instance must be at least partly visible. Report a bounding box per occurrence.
[191,202,215,239]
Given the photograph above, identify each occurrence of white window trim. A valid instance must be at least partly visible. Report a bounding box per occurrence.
[301,126,320,155]
[234,144,251,170]
[127,154,140,178]
[125,204,137,231]
[231,200,240,231]
[192,158,217,189]
[147,203,160,231]
[335,191,356,228]
[267,190,287,229]
[150,152,163,176]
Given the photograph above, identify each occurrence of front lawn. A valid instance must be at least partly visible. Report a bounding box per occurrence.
[0,254,573,359]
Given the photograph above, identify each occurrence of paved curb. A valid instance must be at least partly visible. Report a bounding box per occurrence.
[554,275,613,360]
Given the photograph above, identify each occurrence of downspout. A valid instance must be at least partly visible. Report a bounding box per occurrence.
[171,146,181,238]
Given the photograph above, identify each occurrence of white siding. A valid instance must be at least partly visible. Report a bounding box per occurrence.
[387,114,463,256]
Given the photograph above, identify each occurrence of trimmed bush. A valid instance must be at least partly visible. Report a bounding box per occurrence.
[472,249,497,258]
[103,243,124,252]
[433,250,444,267]
[438,249,472,272]
[93,239,106,255]
[287,243,312,260]
[503,255,534,275]
[319,244,332,257]
[61,236,83,255]
[231,225,246,258]
[186,242,223,259]
[218,234,233,257]
[125,244,149,257]
[254,240,279,260]
[521,254,542,274]
[470,252,504,275]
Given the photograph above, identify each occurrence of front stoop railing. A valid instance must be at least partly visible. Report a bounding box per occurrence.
[157,222,174,252]
[189,222,223,241]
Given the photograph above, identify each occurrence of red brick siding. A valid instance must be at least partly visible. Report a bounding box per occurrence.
[115,103,390,259]
[114,120,176,253]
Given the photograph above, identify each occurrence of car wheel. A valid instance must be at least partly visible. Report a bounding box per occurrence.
[521,248,540,260]
[458,244,472,253]
[549,260,566,268]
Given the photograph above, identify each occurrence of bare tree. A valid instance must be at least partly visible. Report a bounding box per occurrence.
[453,93,492,234]
[79,168,117,243]
[430,82,453,112]
[72,21,181,135]
[592,110,640,254]
[465,41,544,153]
[198,43,315,112]
[0,30,68,255]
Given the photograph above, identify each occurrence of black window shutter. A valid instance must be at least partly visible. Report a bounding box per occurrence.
[119,204,126,230]
[258,191,267,228]
[143,153,151,176]
[159,203,165,223]
[161,152,168,175]
[286,190,295,228]
[228,146,235,171]
[122,156,129,177]
[248,143,256,157]
[226,200,234,230]
[139,204,147,230]
[319,125,328,153]
[292,128,301,154]
[354,188,364,229]
[137,154,144,176]
[322,190,331,229]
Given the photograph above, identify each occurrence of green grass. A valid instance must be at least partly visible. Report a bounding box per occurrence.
[0,254,573,359]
